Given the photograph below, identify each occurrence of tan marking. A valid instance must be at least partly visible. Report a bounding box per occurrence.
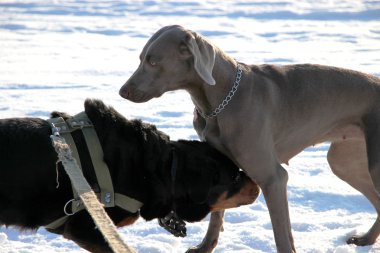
[116,215,139,228]
[210,181,260,212]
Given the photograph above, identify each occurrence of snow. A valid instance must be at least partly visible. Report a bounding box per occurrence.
[1,0,380,252]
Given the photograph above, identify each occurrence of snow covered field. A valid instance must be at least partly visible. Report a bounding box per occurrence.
[1,0,380,252]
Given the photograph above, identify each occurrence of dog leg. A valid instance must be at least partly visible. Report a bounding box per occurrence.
[364,112,380,192]
[238,155,295,253]
[186,210,224,253]
[328,140,380,245]
[259,164,295,253]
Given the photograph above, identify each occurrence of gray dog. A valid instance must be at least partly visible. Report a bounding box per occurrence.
[120,25,380,253]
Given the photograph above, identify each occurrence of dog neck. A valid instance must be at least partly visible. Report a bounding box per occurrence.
[188,56,243,156]
[187,55,241,120]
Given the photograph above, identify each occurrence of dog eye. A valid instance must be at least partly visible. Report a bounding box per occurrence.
[149,60,157,66]
[146,55,158,67]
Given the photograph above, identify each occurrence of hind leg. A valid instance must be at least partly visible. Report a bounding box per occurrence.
[328,139,380,245]
[364,113,380,192]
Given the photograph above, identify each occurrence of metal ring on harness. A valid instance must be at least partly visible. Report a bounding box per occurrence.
[64,199,76,216]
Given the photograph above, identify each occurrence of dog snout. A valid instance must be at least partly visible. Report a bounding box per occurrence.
[234,177,260,206]
[119,80,151,103]
[244,181,260,202]
[210,178,260,212]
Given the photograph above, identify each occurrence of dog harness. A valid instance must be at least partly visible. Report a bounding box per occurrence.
[44,112,143,230]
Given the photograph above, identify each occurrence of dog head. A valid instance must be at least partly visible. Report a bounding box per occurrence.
[169,140,259,222]
[133,140,260,223]
[119,25,216,103]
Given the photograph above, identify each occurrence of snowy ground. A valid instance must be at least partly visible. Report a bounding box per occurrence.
[1,0,380,252]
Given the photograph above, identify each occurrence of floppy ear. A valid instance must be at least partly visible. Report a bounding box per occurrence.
[183,33,216,85]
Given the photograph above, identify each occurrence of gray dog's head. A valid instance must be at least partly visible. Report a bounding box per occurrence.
[119,25,216,103]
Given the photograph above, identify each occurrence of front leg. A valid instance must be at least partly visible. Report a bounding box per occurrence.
[264,166,295,253]
[251,163,295,253]
[58,211,113,253]
[186,210,225,253]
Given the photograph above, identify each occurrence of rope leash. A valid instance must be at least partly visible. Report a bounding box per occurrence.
[50,133,136,253]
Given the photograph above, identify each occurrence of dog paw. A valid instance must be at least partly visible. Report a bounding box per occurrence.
[185,247,211,253]
[347,235,374,246]
[185,248,201,253]
[185,239,217,253]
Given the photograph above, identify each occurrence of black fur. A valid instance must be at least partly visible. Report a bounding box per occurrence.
[0,99,252,252]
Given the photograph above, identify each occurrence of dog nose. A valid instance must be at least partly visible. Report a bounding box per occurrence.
[249,183,260,199]
[119,84,129,99]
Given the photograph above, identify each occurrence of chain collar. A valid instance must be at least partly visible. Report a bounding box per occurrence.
[196,64,243,119]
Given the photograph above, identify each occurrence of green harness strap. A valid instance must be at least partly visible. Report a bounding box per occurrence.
[45,112,143,230]
[45,116,84,214]
[67,112,116,208]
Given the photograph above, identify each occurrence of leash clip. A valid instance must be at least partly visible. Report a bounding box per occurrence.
[63,199,76,216]
[63,198,83,216]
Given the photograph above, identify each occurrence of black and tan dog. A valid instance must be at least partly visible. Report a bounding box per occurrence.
[0,99,259,252]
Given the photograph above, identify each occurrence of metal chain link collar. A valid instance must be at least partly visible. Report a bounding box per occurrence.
[196,63,243,119]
